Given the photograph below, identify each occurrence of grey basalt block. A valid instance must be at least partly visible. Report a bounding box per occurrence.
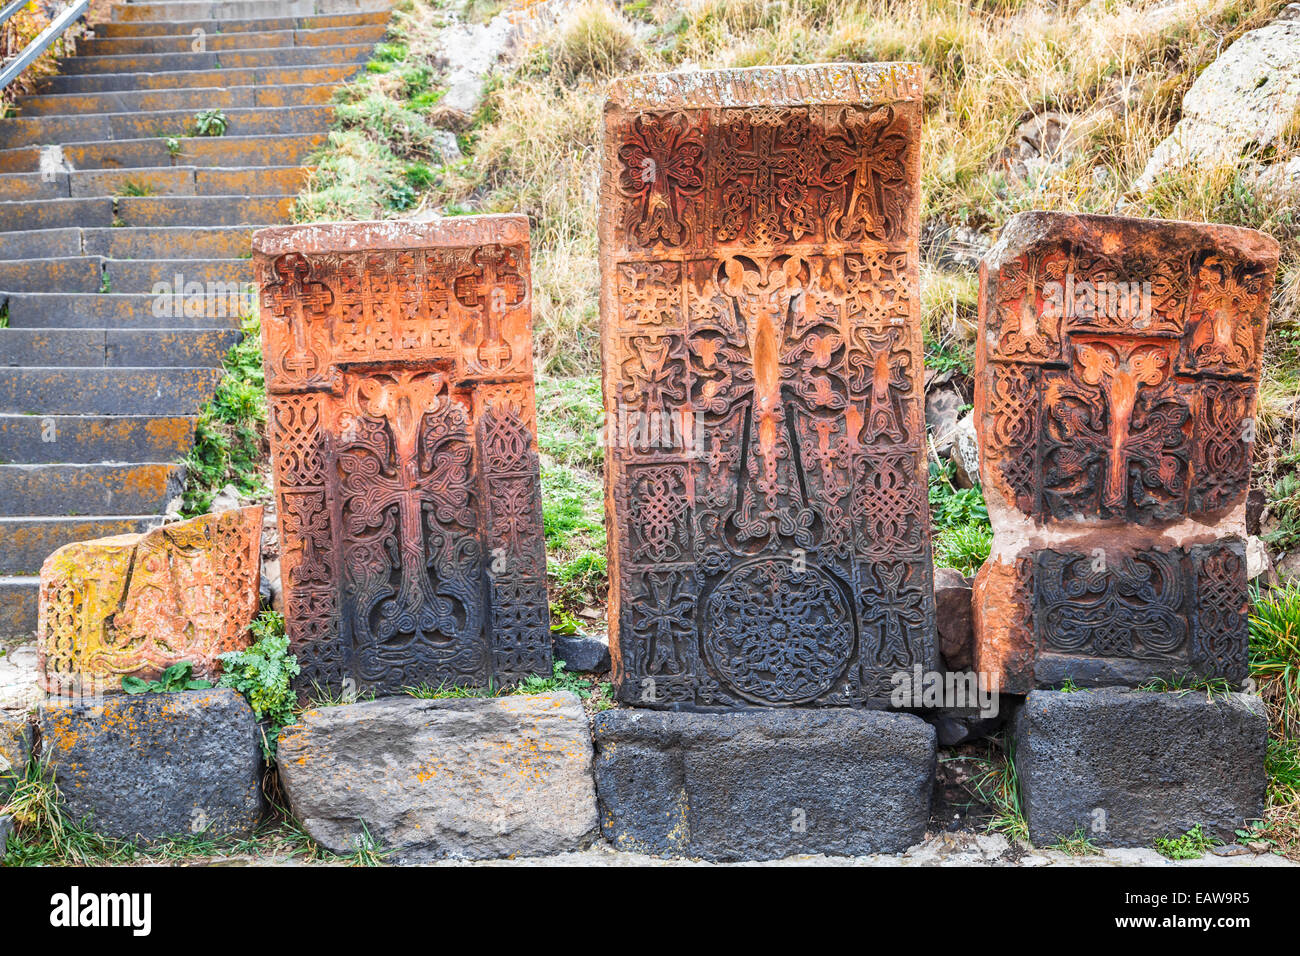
[38,688,264,842]
[593,708,936,861]
[1012,688,1268,847]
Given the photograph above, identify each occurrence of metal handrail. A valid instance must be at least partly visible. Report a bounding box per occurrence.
[0,0,89,92]
[0,0,30,31]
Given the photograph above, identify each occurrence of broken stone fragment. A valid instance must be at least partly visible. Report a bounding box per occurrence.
[36,506,262,696]
[973,211,1278,691]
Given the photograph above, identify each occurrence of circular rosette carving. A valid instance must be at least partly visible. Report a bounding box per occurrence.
[702,558,853,704]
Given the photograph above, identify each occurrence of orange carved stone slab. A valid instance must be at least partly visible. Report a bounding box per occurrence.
[974,211,1280,691]
[37,506,262,696]
[253,217,550,696]
[600,64,937,708]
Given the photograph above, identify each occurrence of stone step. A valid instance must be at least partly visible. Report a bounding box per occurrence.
[0,462,181,516]
[0,195,293,231]
[0,575,38,639]
[94,9,388,37]
[0,515,165,575]
[85,225,261,259]
[38,62,358,94]
[1,293,245,329]
[16,81,337,117]
[0,228,81,258]
[0,257,103,293]
[0,104,333,148]
[0,414,197,464]
[58,42,371,75]
[0,366,226,415]
[0,328,241,367]
[0,164,309,201]
[108,257,255,294]
[113,0,391,22]
[79,23,386,55]
[0,132,327,174]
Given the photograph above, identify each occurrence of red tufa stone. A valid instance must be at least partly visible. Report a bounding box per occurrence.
[253,217,551,696]
[974,211,1280,692]
[600,64,937,708]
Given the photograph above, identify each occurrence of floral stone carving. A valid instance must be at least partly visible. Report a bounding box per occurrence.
[253,217,550,696]
[973,211,1279,691]
[600,64,936,708]
[37,507,262,696]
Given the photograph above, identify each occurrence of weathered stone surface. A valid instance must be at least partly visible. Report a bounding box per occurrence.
[553,631,611,673]
[949,409,979,488]
[0,813,11,859]
[974,212,1279,691]
[1135,4,1300,191]
[593,708,934,860]
[0,643,41,713]
[934,572,974,672]
[0,711,31,792]
[1013,688,1268,847]
[36,507,262,696]
[253,217,551,697]
[277,692,597,861]
[600,64,936,708]
[39,688,263,842]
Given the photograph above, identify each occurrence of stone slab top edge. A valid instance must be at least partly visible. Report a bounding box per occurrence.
[251,214,531,256]
[1020,686,1268,716]
[605,62,923,111]
[984,209,1282,273]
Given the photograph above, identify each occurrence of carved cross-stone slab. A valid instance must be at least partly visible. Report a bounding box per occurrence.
[601,64,936,708]
[37,507,262,697]
[974,212,1279,691]
[253,217,550,696]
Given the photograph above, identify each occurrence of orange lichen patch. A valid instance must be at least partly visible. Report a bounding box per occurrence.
[600,64,934,709]
[973,211,1280,691]
[36,507,262,695]
[252,216,551,697]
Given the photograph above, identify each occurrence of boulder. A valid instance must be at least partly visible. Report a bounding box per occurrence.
[553,631,611,673]
[1012,688,1268,847]
[592,709,935,860]
[38,688,263,842]
[949,411,980,489]
[925,376,967,457]
[1135,5,1300,190]
[0,814,11,861]
[934,569,974,672]
[277,693,597,861]
[0,644,41,714]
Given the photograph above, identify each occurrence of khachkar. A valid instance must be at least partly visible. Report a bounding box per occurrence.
[974,211,1279,691]
[38,507,263,696]
[600,63,936,708]
[253,217,551,696]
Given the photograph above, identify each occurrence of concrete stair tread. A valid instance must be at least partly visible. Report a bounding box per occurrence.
[1,292,247,328]
[0,194,296,231]
[36,63,360,95]
[93,9,388,36]
[0,225,271,260]
[0,166,310,202]
[15,82,341,116]
[57,42,372,76]
[80,24,387,55]
[0,461,182,517]
[0,514,168,575]
[0,327,241,367]
[0,104,334,148]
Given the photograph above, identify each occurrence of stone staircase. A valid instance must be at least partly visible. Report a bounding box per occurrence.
[0,0,392,644]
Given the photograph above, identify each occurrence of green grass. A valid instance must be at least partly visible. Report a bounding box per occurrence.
[180,313,268,516]
[1047,827,1103,856]
[1248,585,1300,855]
[1154,824,1217,860]
[971,738,1029,844]
[929,461,992,574]
[405,660,615,710]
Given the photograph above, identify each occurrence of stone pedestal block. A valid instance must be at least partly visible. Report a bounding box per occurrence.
[592,708,935,860]
[38,688,264,842]
[974,212,1280,691]
[1012,688,1268,847]
[37,506,262,696]
[600,63,936,709]
[276,692,598,861]
[254,217,551,697]
[0,711,30,793]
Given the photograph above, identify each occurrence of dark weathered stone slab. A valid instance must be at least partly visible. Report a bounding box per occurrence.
[1012,688,1268,846]
[974,212,1280,691]
[600,64,935,708]
[592,708,935,860]
[276,693,598,861]
[0,712,30,794]
[254,217,551,696]
[38,688,263,842]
